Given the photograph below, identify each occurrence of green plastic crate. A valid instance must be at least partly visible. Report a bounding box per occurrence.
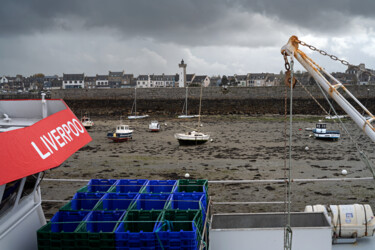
[177,179,208,193]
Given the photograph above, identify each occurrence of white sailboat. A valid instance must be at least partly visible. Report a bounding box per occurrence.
[178,87,199,119]
[175,85,210,145]
[128,87,149,119]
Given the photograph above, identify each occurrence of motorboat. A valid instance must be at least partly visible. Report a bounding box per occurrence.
[312,122,340,140]
[149,120,160,132]
[107,124,133,142]
[81,115,94,129]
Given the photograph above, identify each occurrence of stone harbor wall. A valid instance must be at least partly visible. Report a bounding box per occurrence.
[51,86,375,117]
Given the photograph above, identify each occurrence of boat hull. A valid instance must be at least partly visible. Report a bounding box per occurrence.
[175,132,210,146]
[107,132,132,142]
[313,130,340,140]
[128,115,149,119]
[178,115,200,119]
[177,138,209,145]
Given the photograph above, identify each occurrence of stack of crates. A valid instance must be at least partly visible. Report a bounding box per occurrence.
[37,178,208,250]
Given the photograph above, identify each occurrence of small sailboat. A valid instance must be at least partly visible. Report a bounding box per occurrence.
[149,120,160,132]
[312,122,340,140]
[178,87,199,119]
[80,113,94,129]
[107,120,133,142]
[175,86,210,145]
[128,87,149,119]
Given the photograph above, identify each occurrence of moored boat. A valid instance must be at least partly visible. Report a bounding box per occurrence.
[174,130,210,145]
[107,124,133,142]
[178,87,199,119]
[128,87,149,119]
[149,120,160,132]
[312,122,340,140]
[81,115,94,129]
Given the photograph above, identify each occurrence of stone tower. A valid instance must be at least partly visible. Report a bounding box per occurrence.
[178,59,187,88]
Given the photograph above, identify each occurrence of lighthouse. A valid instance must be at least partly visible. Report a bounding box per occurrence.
[178,59,187,88]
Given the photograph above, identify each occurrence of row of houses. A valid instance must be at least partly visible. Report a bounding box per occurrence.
[1,64,374,92]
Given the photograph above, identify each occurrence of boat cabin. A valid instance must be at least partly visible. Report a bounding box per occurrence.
[81,116,91,123]
[316,123,327,129]
[116,125,130,132]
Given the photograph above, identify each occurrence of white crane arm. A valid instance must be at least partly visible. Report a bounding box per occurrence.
[281,36,375,143]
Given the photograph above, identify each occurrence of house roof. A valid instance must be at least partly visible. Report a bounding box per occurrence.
[109,71,124,77]
[186,74,195,82]
[85,76,96,81]
[235,75,247,81]
[96,75,108,81]
[137,75,149,81]
[63,73,84,81]
[192,75,207,83]
[249,73,267,80]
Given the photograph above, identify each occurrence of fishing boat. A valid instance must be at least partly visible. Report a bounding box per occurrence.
[107,124,133,142]
[313,122,340,140]
[178,87,199,119]
[81,114,94,129]
[0,93,91,250]
[175,86,210,145]
[148,120,160,132]
[128,87,149,119]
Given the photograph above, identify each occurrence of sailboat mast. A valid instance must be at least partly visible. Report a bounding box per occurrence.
[185,87,188,116]
[134,87,137,116]
[198,85,203,128]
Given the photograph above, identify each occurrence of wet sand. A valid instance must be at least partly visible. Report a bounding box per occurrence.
[41,115,375,219]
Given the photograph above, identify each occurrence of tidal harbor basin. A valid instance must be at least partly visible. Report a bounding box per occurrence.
[41,115,375,219]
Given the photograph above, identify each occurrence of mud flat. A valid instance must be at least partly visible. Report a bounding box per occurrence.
[41,115,375,219]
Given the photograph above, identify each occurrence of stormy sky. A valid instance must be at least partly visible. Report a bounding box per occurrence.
[0,0,374,77]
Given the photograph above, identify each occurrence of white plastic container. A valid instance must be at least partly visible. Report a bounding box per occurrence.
[305,204,375,238]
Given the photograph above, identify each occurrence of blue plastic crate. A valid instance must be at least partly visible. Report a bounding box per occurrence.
[50,211,90,232]
[155,220,198,250]
[87,179,117,192]
[115,210,163,248]
[82,210,126,232]
[111,179,148,193]
[69,192,105,210]
[143,180,177,193]
[130,193,171,210]
[95,193,139,211]
[167,193,206,211]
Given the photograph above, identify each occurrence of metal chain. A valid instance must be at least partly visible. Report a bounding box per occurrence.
[298,39,375,78]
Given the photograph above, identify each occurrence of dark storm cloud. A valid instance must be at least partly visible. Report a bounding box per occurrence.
[1,0,374,45]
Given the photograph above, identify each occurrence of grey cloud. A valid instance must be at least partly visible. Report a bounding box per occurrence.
[1,0,374,46]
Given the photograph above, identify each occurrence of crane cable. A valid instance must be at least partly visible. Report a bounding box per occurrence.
[283,51,294,250]
[292,56,375,180]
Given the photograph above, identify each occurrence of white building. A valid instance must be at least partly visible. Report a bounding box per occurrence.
[62,73,85,89]
[149,74,176,88]
[136,75,150,88]
[96,75,109,88]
